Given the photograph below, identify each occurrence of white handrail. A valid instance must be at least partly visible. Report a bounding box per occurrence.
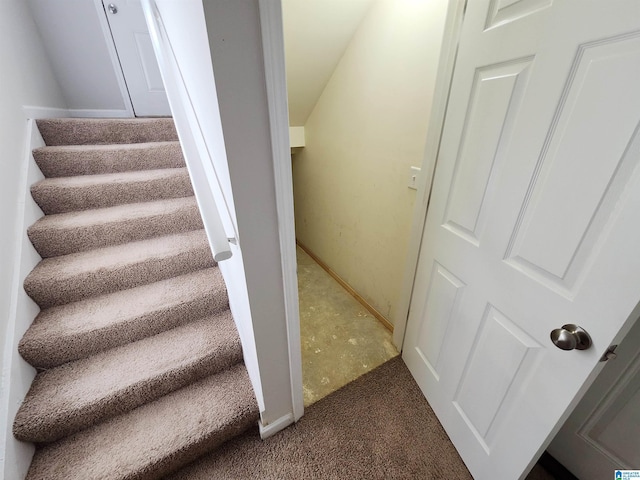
[141,0,234,262]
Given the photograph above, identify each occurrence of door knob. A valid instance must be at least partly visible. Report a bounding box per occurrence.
[108,3,118,14]
[550,324,592,351]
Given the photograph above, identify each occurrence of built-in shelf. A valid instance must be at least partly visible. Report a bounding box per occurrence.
[289,126,305,154]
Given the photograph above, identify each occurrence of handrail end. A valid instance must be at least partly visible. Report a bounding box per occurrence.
[214,250,233,262]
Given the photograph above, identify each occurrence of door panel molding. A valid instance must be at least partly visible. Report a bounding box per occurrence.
[443,57,533,246]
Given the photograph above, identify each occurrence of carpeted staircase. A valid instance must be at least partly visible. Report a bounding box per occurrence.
[13,118,259,479]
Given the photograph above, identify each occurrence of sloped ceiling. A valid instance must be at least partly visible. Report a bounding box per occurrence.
[283,0,375,126]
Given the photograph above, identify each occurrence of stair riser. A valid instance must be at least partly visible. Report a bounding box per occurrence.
[31,173,194,215]
[24,246,215,309]
[33,142,185,178]
[37,118,178,146]
[14,341,243,443]
[28,204,204,258]
[19,290,229,369]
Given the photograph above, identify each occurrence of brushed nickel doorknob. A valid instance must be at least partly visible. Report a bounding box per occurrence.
[550,324,592,351]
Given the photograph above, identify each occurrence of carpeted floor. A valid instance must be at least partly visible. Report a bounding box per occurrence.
[168,357,472,479]
[168,356,558,479]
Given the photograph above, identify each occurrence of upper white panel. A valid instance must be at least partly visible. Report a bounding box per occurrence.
[443,58,532,246]
[485,0,553,30]
[506,33,640,294]
[133,33,164,92]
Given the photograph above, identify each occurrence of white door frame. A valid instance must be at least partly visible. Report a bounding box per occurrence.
[257,0,304,422]
[392,0,467,349]
[93,0,136,118]
[259,1,640,469]
[256,0,467,418]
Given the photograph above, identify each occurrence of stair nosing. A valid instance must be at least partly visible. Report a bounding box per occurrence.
[32,166,190,187]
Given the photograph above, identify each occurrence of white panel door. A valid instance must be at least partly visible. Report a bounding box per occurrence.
[402,1,640,479]
[103,0,171,116]
[548,317,640,479]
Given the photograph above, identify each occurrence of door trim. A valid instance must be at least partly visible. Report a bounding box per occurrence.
[93,0,135,118]
[257,0,304,422]
[393,0,467,349]
[258,0,468,380]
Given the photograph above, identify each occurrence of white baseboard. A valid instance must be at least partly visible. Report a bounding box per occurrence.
[0,119,45,480]
[22,106,70,120]
[68,108,133,119]
[23,106,136,120]
[258,413,294,440]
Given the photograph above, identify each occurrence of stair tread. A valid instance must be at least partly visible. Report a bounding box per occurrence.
[28,197,203,257]
[14,312,242,443]
[25,363,258,480]
[30,167,193,214]
[24,229,214,308]
[19,267,228,369]
[36,118,179,146]
[32,166,190,190]
[33,141,185,178]
[34,140,181,153]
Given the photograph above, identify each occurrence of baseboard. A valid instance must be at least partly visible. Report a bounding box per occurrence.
[22,106,70,120]
[23,106,135,120]
[0,119,45,480]
[296,241,394,332]
[258,413,294,440]
[68,108,133,118]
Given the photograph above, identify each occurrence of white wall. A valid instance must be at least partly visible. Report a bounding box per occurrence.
[149,0,264,411]
[0,1,67,477]
[28,0,132,116]
[149,0,297,430]
[292,0,449,326]
[1,126,51,480]
[202,0,297,429]
[282,0,374,126]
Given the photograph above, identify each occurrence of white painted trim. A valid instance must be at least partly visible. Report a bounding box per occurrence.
[142,0,233,261]
[22,106,70,119]
[258,413,294,439]
[1,118,44,480]
[69,108,132,119]
[257,0,304,422]
[289,126,305,147]
[93,0,135,118]
[393,0,467,349]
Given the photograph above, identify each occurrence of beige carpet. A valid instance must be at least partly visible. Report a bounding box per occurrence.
[169,356,558,480]
[169,357,471,479]
[15,118,258,479]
